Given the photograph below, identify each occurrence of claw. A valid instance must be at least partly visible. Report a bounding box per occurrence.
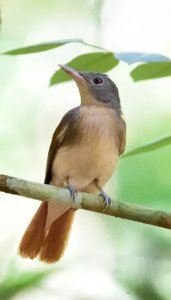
[99,191,111,210]
[67,184,78,200]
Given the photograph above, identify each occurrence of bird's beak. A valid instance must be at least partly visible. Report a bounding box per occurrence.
[59,64,84,84]
[59,64,94,105]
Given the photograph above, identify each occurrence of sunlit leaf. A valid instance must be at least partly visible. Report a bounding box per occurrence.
[123,136,171,158]
[50,52,119,85]
[130,62,171,81]
[115,52,170,64]
[2,39,83,55]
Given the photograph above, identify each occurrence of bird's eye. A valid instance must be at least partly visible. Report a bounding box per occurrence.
[93,76,103,85]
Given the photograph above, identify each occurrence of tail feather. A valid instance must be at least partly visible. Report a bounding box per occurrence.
[19,202,48,259]
[18,202,75,263]
[39,209,75,263]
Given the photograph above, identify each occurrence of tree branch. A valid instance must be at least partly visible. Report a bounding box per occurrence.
[0,174,171,230]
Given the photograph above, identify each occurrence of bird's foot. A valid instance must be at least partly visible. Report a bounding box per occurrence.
[67,184,78,200]
[99,190,111,211]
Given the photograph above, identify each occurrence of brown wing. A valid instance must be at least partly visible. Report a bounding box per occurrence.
[118,117,126,155]
[44,106,81,184]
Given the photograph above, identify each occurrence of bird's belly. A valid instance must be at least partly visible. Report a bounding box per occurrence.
[51,139,119,192]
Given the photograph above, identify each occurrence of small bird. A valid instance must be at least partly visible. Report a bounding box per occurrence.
[19,65,126,263]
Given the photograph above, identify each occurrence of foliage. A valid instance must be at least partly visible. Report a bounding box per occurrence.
[2,39,170,83]
[2,39,171,158]
[130,62,171,81]
[50,52,118,85]
[123,135,171,158]
[0,260,54,300]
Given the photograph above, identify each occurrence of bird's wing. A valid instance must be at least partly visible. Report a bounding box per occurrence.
[44,106,81,184]
[118,117,126,155]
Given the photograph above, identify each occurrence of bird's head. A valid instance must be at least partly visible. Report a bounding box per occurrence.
[59,65,121,113]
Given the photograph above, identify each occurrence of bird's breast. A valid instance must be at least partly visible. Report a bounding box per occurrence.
[79,105,116,139]
[52,105,120,190]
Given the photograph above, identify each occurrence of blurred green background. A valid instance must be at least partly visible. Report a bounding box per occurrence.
[0,0,171,299]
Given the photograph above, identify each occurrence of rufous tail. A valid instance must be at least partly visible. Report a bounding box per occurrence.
[18,202,75,263]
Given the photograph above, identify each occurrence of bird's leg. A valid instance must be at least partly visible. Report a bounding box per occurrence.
[94,180,111,210]
[65,177,78,200]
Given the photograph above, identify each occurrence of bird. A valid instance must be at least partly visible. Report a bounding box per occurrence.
[18,65,126,263]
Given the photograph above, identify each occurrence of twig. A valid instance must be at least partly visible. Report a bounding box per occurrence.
[0,174,171,230]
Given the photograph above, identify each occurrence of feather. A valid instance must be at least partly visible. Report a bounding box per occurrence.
[39,209,75,263]
[18,202,48,259]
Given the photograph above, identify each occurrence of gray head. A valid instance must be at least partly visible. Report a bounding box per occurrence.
[59,65,121,114]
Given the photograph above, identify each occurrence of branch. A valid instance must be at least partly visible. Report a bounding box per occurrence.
[0,174,171,230]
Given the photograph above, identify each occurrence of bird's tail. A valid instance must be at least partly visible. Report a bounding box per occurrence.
[18,202,75,263]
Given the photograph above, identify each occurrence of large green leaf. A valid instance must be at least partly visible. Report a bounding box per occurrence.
[2,39,83,55]
[130,62,171,81]
[50,52,119,85]
[123,135,171,158]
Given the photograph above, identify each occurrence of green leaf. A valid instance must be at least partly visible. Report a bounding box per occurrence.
[0,263,55,300]
[50,52,119,86]
[123,135,171,158]
[115,52,170,64]
[130,62,171,81]
[2,39,83,55]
